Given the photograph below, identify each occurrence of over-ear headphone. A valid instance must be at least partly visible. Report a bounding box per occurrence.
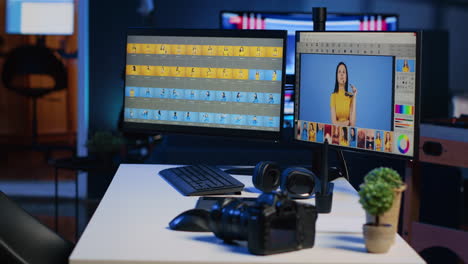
[252,161,318,199]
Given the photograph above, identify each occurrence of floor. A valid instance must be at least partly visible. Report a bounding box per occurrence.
[0,148,99,243]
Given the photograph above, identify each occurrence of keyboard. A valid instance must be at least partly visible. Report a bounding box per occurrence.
[159,165,245,196]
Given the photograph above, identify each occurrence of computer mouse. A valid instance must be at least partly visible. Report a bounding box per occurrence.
[169,209,211,232]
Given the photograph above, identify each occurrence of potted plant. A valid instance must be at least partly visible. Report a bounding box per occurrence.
[359,180,395,253]
[86,131,125,164]
[363,167,406,236]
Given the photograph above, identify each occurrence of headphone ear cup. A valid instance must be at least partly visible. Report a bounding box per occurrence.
[252,161,281,193]
[280,167,317,198]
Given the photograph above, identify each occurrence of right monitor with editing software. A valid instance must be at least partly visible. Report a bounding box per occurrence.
[295,32,420,158]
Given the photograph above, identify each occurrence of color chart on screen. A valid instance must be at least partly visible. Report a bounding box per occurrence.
[124,33,284,133]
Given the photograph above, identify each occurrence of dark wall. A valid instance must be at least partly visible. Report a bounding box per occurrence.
[89,1,144,132]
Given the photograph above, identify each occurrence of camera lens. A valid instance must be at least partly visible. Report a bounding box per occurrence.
[209,198,250,242]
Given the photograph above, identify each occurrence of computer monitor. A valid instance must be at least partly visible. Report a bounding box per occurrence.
[220,11,399,78]
[5,0,74,35]
[122,29,286,141]
[295,32,420,159]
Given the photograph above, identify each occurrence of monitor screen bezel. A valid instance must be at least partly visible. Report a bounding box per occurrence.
[293,31,420,160]
[122,28,287,142]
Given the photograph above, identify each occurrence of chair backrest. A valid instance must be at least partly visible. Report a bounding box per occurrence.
[0,191,74,264]
[1,45,67,98]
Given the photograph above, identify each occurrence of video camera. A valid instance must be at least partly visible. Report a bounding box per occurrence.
[170,192,318,255]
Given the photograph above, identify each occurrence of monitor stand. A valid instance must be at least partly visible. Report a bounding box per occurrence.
[315,140,334,214]
[312,6,334,214]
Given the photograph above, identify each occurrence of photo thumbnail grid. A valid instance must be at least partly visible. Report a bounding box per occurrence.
[124,35,285,133]
[125,87,281,105]
[126,66,282,81]
[295,120,396,154]
[125,108,280,128]
[127,43,283,58]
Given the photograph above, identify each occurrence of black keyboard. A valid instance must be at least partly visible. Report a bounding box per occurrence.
[159,165,245,196]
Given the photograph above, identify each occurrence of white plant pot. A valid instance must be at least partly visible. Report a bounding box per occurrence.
[363,224,395,253]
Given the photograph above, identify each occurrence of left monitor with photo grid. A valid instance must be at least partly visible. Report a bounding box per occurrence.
[122,29,287,141]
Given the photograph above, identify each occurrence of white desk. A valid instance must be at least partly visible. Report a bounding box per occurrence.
[69,164,425,264]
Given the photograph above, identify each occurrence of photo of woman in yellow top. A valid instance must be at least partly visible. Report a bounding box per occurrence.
[375,131,382,151]
[384,131,393,152]
[402,59,410,72]
[330,62,357,126]
[308,122,316,142]
[340,126,349,146]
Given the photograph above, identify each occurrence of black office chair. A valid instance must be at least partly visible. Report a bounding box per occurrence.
[0,191,74,264]
[1,44,68,149]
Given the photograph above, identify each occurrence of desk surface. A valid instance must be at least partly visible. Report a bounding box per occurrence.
[70,164,425,264]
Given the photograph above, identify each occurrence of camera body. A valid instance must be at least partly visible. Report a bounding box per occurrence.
[209,192,318,255]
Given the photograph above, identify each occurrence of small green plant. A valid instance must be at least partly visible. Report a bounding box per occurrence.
[364,167,403,189]
[86,131,125,153]
[358,180,394,226]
